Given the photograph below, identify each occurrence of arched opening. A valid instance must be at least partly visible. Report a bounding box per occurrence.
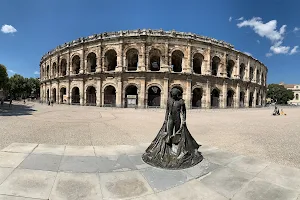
[256,69,260,83]
[171,50,184,72]
[126,48,139,71]
[296,94,299,100]
[61,59,67,76]
[104,85,116,107]
[46,65,49,78]
[46,89,50,101]
[104,49,117,71]
[147,86,161,108]
[211,88,220,108]
[52,62,57,77]
[192,88,202,108]
[72,55,80,74]
[86,86,96,106]
[87,52,97,73]
[227,90,235,108]
[149,49,161,71]
[60,87,66,104]
[193,53,203,74]
[212,56,220,76]
[125,85,138,108]
[249,92,254,107]
[52,88,56,103]
[240,91,245,107]
[240,63,245,80]
[250,67,254,81]
[71,87,80,105]
[227,60,234,78]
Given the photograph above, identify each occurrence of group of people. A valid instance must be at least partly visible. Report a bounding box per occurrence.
[273,106,286,116]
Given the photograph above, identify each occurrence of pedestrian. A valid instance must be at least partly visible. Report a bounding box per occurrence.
[51,99,54,106]
[9,99,12,107]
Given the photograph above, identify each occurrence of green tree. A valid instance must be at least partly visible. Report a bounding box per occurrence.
[7,74,26,99]
[267,84,294,104]
[0,64,9,89]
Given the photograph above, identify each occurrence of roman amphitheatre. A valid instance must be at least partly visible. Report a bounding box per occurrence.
[40,29,267,109]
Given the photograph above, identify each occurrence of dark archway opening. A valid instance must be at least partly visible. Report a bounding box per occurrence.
[105,50,117,71]
[171,50,184,72]
[60,88,66,104]
[149,49,161,71]
[72,55,80,74]
[250,67,254,81]
[211,88,220,108]
[71,87,80,105]
[46,89,50,101]
[52,88,56,103]
[125,85,138,108]
[104,86,116,107]
[240,63,245,80]
[86,86,96,106]
[212,56,220,76]
[240,91,245,107]
[193,53,203,74]
[127,49,139,71]
[61,59,67,76]
[227,90,234,107]
[249,92,254,107]
[87,53,97,73]
[192,88,202,108]
[148,86,161,107]
[227,60,234,78]
[52,63,57,77]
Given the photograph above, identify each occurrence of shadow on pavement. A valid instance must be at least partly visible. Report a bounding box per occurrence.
[0,102,37,116]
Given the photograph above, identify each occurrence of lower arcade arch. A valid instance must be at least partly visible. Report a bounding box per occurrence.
[227,89,234,108]
[211,88,220,108]
[104,85,116,107]
[147,86,161,107]
[52,88,56,103]
[249,92,254,107]
[71,87,80,105]
[192,88,202,108]
[60,88,66,104]
[240,91,245,107]
[46,89,50,101]
[125,85,138,108]
[86,86,96,106]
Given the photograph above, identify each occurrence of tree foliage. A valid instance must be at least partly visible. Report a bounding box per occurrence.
[0,64,9,89]
[267,84,294,104]
[7,74,40,99]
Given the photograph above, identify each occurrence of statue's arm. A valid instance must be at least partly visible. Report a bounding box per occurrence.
[164,100,169,121]
[182,100,187,123]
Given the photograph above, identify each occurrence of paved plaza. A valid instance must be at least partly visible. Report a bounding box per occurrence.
[1,102,300,199]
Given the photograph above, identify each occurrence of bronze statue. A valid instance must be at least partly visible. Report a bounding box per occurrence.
[142,88,203,169]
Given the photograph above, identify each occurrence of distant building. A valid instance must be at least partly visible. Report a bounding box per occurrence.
[279,82,300,105]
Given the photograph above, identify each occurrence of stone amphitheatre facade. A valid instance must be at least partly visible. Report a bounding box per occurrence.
[40,29,267,109]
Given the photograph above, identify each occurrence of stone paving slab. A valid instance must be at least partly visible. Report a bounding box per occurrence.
[0,143,300,200]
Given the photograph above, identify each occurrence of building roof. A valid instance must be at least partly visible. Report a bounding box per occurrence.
[279,82,296,89]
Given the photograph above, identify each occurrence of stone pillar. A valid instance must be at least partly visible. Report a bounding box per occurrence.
[204,47,211,75]
[66,53,70,76]
[96,46,102,73]
[235,83,240,108]
[253,87,257,108]
[235,54,240,79]
[206,80,211,109]
[84,59,88,74]
[246,59,250,81]
[79,57,84,74]
[116,78,123,107]
[162,78,169,109]
[185,79,192,109]
[184,45,192,73]
[222,81,227,108]
[220,53,227,77]
[253,65,257,83]
[245,87,250,107]
[80,81,85,106]
[164,43,169,66]
[96,78,101,106]
[139,43,146,71]
[138,77,146,108]
[117,42,123,72]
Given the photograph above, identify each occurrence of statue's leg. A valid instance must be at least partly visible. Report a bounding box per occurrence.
[174,119,181,133]
[167,119,174,137]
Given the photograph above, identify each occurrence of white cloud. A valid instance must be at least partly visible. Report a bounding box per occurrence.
[34,71,40,75]
[290,46,299,55]
[257,40,260,44]
[244,52,252,56]
[237,17,244,21]
[266,53,273,57]
[293,27,300,32]
[229,16,232,22]
[8,69,16,74]
[1,24,17,34]
[237,17,297,55]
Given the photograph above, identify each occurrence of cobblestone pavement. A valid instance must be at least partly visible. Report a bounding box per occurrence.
[1,101,300,168]
[0,143,300,200]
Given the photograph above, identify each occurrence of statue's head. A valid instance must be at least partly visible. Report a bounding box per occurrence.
[170,88,182,100]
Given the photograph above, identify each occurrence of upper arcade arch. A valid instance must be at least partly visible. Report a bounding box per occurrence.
[240,63,246,80]
[87,52,97,73]
[171,50,184,72]
[104,49,117,71]
[72,55,81,74]
[52,62,57,77]
[126,48,139,71]
[193,53,204,74]
[211,56,220,76]
[149,48,161,71]
[46,65,50,78]
[249,66,254,81]
[227,60,234,78]
[60,59,67,76]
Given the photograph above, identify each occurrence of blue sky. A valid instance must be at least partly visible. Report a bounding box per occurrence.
[0,0,299,84]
